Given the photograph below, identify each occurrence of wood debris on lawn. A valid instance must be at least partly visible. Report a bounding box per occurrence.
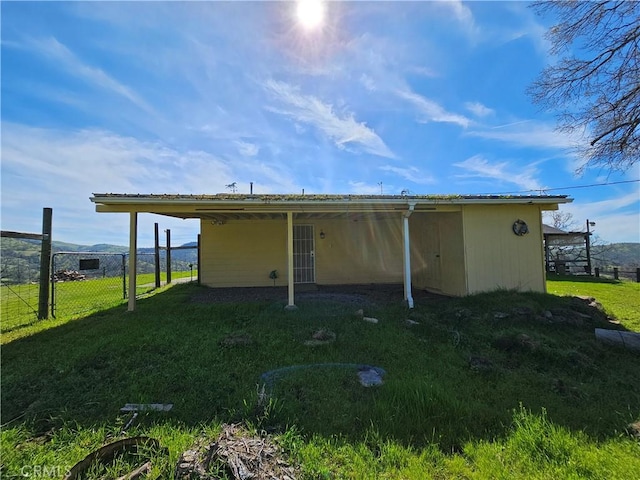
[120,403,173,412]
[175,423,299,480]
[304,329,336,346]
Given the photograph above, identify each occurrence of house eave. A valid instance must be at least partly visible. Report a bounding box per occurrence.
[90,193,572,216]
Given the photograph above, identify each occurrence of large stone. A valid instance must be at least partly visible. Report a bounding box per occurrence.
[358,367,385,387]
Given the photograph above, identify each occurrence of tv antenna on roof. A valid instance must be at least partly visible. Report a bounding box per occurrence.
[226,182,237,193]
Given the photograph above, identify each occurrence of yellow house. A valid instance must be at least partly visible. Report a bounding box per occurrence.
[90,193,572,310]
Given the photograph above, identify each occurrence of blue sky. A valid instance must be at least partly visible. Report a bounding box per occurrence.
[1,1,638,247]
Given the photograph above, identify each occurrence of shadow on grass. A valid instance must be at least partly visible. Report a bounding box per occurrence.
[2,283,638,453]
[546,274,623,284]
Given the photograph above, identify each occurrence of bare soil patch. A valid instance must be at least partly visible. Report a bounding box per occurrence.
[191,283,442,306]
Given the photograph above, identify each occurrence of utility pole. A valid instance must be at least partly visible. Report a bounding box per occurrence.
[586,219,596,275]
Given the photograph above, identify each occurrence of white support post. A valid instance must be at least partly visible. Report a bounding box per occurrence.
[285,211,297,310]
[403,203,416,308]
[128,211,138,312]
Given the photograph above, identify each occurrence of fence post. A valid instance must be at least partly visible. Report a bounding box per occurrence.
[50,253,57,318]
[166,229,172,284]
[197,233,201,285]
[613,267,619,280]
[122,254,127,299]
[38,208,52,320]
[154,223,161,288]
[594,267,599,278]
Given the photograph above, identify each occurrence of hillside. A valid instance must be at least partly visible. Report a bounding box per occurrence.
[1,237,197,284]
[593,242,640,268]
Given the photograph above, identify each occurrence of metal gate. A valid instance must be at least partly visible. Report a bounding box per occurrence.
[293,225,315,284]
[1,236,43,325]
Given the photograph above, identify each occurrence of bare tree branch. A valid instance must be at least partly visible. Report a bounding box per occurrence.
[529,1,640,173]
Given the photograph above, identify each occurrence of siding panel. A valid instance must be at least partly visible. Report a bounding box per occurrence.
[462,205,545,294]
[200,219,288,287]
[200,216,405,287]
[314,217,404,284]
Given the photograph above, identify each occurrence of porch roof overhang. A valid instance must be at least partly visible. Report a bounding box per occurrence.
[543,224,588,245]
[91,193,572,221]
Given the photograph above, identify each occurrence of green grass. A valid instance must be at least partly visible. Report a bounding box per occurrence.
[1,283,638,478]
[1,271,197,343]
[547,275,640,331]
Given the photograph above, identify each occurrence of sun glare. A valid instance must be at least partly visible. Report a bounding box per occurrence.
[296,0,325,30]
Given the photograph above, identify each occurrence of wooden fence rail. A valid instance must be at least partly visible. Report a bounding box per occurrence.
[594,267,640,282]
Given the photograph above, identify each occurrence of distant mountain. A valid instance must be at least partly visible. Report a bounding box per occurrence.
[593,243,640,268]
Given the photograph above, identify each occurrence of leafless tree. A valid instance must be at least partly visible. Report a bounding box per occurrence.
[529,1,640,174]
[544,210,577,231]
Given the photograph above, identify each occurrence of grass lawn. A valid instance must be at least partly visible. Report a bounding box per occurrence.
[547,275,640,332]
[1,271,197,343]
[1,283,638,478]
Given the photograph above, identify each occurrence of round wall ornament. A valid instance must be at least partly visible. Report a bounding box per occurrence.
[512,219,529,236]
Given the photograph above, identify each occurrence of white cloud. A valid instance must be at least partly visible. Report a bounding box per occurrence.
[465,101,494,118]
[434,0,480,41]
[235,140,260,157]
[566,192,640,218]
[359,73,376,92]
[0,122,300,244]
[379,165,435,185]
[22,36,153,112]
[467,120,582,150]
[348,181,385,195]
[562,192,640,243]
[500,2,552,57]
[396,89,471,128]
[264,79,396,158]
[453,154,543,191]
[406,65,439,78]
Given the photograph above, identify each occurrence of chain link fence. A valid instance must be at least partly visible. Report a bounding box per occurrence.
[50,247,198,318]
[51,252,127,318]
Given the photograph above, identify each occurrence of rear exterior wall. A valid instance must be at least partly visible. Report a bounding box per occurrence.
[313,216,404,284]
[200,205,547,294]
[200,216,404,287]
[200,219,288,287]
[461,205,546,294]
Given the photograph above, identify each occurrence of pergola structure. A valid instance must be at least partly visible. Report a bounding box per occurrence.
[543,224,589,274]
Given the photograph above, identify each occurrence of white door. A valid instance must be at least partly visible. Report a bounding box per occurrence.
[425,222,442,289]
[293,225,315,283]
